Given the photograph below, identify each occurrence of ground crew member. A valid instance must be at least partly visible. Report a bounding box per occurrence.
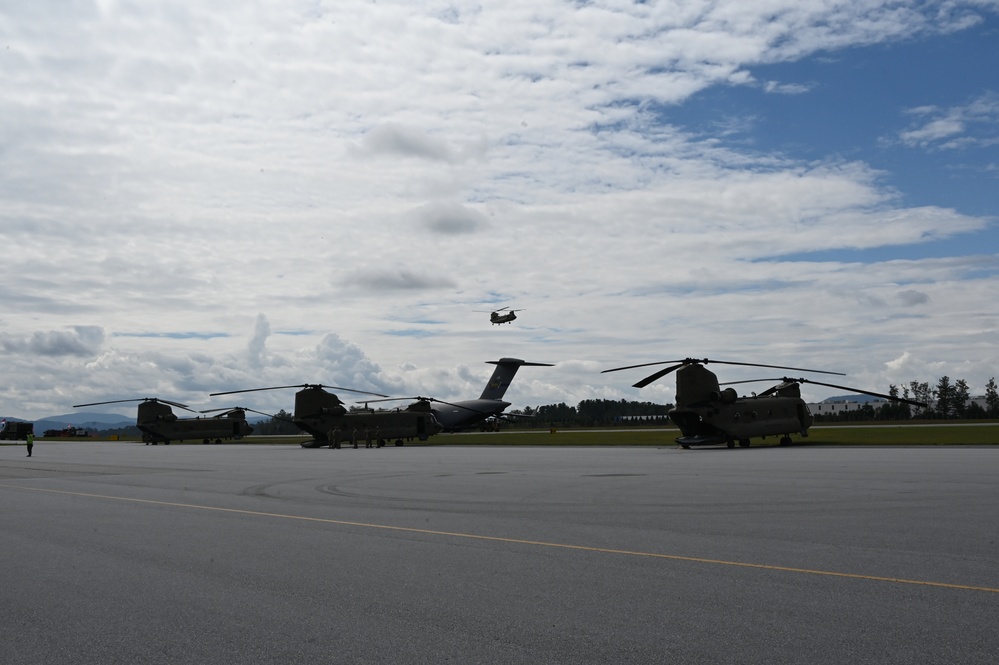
[351,427,359,449]
[374,427,382,448]
[364,427,372,449]
[330,428,341,449]
[26,432,34,457]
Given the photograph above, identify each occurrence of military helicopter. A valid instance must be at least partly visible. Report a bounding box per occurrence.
[602,358,926,449]
[481,307,522,325]
[361,358,554,431]
[72,398,254,445]
[209,383,442,448]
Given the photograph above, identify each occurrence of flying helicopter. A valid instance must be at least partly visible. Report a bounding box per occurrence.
[480,307,522,325]
[362,358,554,431]
[209,383,442,448]
[601,357,926,449]
[72,398,254,445]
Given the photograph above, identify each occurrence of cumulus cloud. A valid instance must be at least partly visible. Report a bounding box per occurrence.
[1,326,105,357]
[247,313,271,369]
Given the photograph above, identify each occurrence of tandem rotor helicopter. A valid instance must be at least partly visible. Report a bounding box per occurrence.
[480,307,523,325]
[72,398,254,445]
[210,383,442,448]
[602,357,926,449]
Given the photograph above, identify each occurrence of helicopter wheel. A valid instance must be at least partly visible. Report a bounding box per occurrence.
[215,438,222,445]
[739,439,750,448]
[680,444,690,450]
[395,439,404,446]
[727,440,735,449]
[779,436,792,446]
[203,438,209,445]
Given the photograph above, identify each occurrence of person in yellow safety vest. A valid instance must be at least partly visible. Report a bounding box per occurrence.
[26,432,34,457]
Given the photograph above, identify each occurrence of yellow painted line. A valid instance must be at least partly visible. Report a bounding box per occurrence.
[5,483,998,594]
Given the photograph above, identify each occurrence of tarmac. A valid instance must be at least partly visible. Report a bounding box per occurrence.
[1,441,997,664]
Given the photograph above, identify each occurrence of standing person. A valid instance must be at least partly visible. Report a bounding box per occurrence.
[26,432,34,457]
[374,426,382,448]
[351,427,359,449]
[331,427,341,450]
[364,427,372,449]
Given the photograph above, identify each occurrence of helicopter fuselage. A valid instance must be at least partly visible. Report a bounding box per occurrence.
[136,402,253,444]
[293,387,442,447]
[490,313,517,324]
[669,363,812,448]
[670,397,812,447]
[296,409,442,447]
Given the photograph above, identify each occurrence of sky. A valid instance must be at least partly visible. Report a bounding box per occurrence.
[2,0,998,420]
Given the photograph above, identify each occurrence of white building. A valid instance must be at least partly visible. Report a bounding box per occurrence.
[807,397,990,416]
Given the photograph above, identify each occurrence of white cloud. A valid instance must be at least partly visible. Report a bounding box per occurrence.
[897,92,999,150]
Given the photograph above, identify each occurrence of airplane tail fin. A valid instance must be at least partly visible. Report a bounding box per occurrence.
[478,358,554,401]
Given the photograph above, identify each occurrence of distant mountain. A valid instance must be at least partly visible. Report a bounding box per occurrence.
[5,410,269,432]
[33,412,134,431]
[821,394,885,404]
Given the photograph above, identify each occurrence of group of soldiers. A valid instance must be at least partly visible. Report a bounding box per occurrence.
[326,427,382,450]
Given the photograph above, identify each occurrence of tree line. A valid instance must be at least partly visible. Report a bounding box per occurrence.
[819,376,999,423]
[509,377,999,428]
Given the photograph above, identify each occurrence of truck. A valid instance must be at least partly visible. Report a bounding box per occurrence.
[0,421,34,440]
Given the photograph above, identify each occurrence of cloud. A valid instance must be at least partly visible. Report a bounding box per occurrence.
[1,326,106,357]
[763,80,811,95]
[896,92,999,150]
[347,269,458,291]
[897,289,930,307]
[358,123,456,161]
[412,201,489,234]
[353,123,489,164]
[247,313,271,369]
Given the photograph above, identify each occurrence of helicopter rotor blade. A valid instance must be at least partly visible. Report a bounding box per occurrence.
[209,385,303,396]
[201,406,298,423]
[789,378,928,408]
[718,378,786,387]
[73,397,195,412]
[210,384,389,398]
[604,357,845,376]
[601,359,693,374]
[359,396,494,414]
[743,377,927,407]
[633,363,688,388]
[707,360,846,376]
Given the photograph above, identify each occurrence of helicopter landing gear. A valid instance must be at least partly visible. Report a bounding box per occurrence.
[779,436,793,446]
[395,439,404,446]
[739,439,750,448]
[727,440,735,449]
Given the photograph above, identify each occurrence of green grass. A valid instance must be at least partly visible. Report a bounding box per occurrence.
[431,424,999,446]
